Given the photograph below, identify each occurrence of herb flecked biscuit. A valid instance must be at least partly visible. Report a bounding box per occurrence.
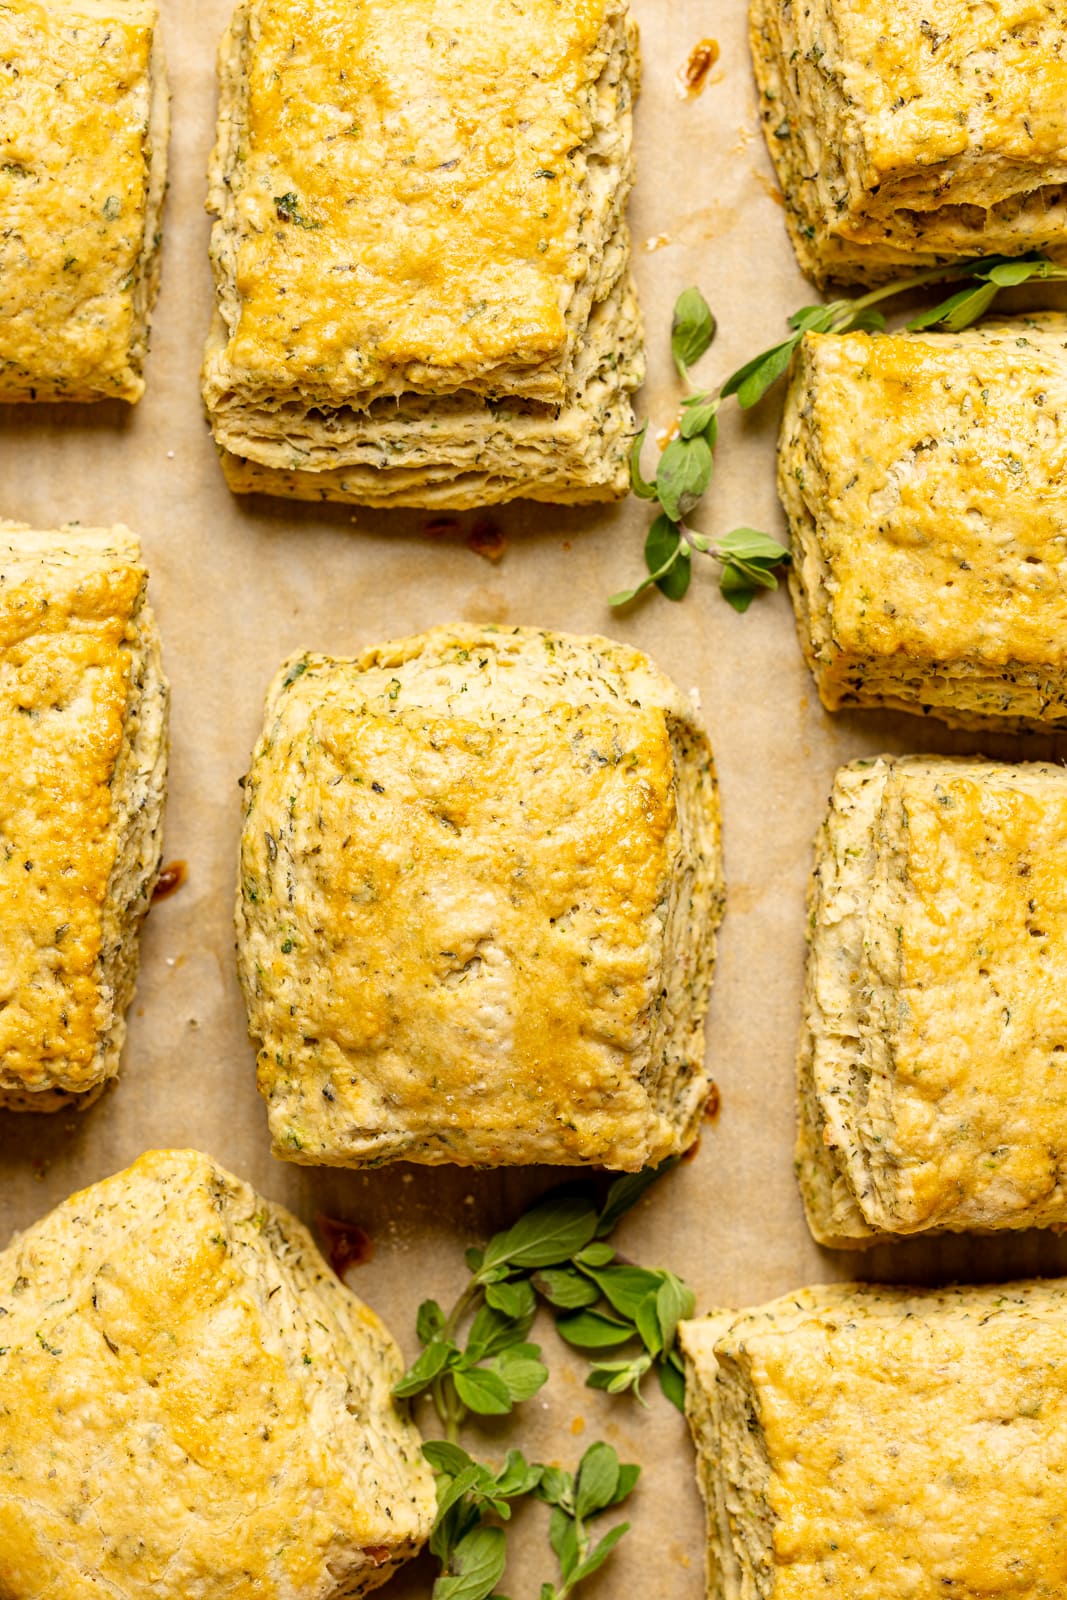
[202,0,643,508]
[751,0,1067,286]
[680,1279,1067,1600]
[0,523,168,1112]
[237,625,723,1170]
[800,755,1067,1247]
[0,1148,434,1597]
[0,0,168,403]
[781,317,1067,730]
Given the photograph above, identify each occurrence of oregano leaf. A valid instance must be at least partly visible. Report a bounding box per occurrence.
[596,1163,673,1237]
[679,394,718,440]
[556,1310,635,1350]
[628,423,657,501]
[986,257,1045,287]
[417,1299,446,1343]
[720,334,800,409]
[656,434,712,522]
[716,526,790,565]
[393,1338,459,1398]
[480,1196,598,1275]
[433,1524,507,1600]
[574,1442,621,1520]
[532,1267,602,1310]
[453,1366,513,1416]
[484,1279,537,1321]
[670,286,716,378]
[570,1521,631,1585]
[657,1354,687,1412]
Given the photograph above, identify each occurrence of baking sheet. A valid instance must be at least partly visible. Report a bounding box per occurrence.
[3,2,1067,1594]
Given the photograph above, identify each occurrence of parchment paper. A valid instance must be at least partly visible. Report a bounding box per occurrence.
[3,3,1067,1594]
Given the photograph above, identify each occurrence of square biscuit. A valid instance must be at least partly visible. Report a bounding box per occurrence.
[237,625,723,1170]
[0,523,168,1111]
[751,0,1067,286]
[0,1149,433,1596]
[681,1279,1067,1600]
[780,317,1067,731]
[799,755,1067,1246]
[202,0,643,507]
[0,0,168,403]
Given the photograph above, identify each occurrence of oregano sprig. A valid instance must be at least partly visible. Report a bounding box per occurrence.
[423,1441,544,1600]
[393,1163,690,1432]
[614,251,1067,610]
[611,294,791,611]
[422,1439,639,1600]
[535,1440,640,1599]
[394,1165,691,1599]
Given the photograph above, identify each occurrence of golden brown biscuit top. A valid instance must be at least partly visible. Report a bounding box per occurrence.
[0,533,144,1093]
[0,1149,430,1595]
[219,0,620,399]
[246,656,678,1162]
[0,0,158,401]
[798,321,1067,667]
[707,1281,1067,1600]
[823,0,1067,194]
[871,763,1067,1228]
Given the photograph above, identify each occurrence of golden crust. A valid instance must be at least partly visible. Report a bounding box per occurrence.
[682,1279,1067,1600]
[0,523,168,1111]
[751,0,1067,286]
[0,1149,434,1597]
[781,318,1067,730]
[203,0,643,505]
[207,0,634,403]
[237,624,723,1170]
[799,756,1067,1247]
[0,0,168,403]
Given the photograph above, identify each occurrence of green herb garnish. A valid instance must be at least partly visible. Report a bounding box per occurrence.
[273,191,321,229]
[394,1164,690,1430]
[615,252,1067,610]
[395,1166,690,1599]
[423,1438,638,1600]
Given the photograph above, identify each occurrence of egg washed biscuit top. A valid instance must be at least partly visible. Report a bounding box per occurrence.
[0,1149,434,1599]
[751,0,1067,284]
[781,317,1067,727]
[799,757,1067,1246]
[681,1280,1067,1600]
[206,0,632,407]
[238,626,722,1171]
[0,524,167,1110]
[815,0,1067,197]
[0,0,167,402]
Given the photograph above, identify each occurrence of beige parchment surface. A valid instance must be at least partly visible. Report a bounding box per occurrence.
[2,3,1067,1596]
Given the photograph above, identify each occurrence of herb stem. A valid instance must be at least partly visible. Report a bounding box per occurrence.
[832,257,1067,329]
[562,1516,590,1599]
[444,1383,463,1444]
[834,263,975,321]
[430,1278,482,1440]
[443,1280,480,1342]
[431,1373,451,1436]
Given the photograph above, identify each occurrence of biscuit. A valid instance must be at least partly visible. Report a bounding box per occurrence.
[237,624,723,1169]
[0,523,168,1111]
[203,0,643,507]
[780,317,1067,730]
[799,755,1067,1246]
[681,1279,1067,1600]
[0,1148,434,1597]
[0,0,168,403]
[751,0,1067,286]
